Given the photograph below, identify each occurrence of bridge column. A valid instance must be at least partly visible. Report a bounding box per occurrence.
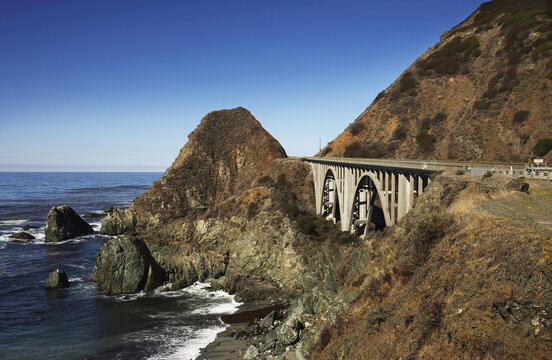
[383,172,390,220]
[310,163,323,216]
[397,173,407,220]
[340,167,355,232]
[407,174,414,211]
[390,172,396,224]
[328,178,336,219]
[418,175,423,197]
[359,188,367,221]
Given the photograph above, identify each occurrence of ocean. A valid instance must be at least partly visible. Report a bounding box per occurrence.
[0,172,240,360]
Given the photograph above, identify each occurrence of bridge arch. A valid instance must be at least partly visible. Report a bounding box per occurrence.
[321,169,341,222]
[348,173,389,236]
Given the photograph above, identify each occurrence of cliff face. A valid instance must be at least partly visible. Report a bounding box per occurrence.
[322,0,552,163]
[131,107,287,225]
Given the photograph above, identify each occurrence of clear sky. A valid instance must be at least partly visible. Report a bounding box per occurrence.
[0,0,486,172]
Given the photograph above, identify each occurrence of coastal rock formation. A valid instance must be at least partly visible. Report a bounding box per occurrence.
[129,107,287,226]
[321,0,552,163]
[91,237,166,295]
[22,225,39,231]
[45,269,69,289]
[100,208,136,235]
[83,212,104,219]
[9,232,35,240]
[45,205,94,242]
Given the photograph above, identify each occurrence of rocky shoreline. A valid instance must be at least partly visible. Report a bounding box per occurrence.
[90,107,552,359]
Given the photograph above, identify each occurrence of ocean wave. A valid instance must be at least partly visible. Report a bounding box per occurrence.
[0,219,28,226]
[109,291,147,302]
[65,264,86,270]
[146,324,228,360]
[68,277,84,282]
[67,185,149,193]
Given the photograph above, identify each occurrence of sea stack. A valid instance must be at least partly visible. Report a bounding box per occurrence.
[45,269,69,289]
[45,205,94,242]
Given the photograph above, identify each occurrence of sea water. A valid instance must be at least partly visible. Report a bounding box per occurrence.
[0,172,240,360]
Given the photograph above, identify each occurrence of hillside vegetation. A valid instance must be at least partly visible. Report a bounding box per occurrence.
[321,0,552,164]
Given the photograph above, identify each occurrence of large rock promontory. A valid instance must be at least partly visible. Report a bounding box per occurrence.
[45,205,94,242]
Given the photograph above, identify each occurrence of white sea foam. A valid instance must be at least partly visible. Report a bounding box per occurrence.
[0,219,28,226]
[69,277,84,282]
[145,281,241,360]
[147,324,228,360]
[110,291,147,302]
[66,264,86,270]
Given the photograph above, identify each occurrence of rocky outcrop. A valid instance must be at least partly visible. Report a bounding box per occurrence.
[10,232,35,240]
[45,269,69,289]
[91,237,166,294]
[45,205,94,242]
[125,107,287,227]
[100,208,136,235]
[22,225,39,231]
[507,178,530,193]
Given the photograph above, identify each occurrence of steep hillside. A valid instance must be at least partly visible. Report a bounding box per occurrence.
[306,175,552,359]
[322,0,552,163]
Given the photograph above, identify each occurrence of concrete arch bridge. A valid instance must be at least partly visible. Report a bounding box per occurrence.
[303,157,542,236]
[304,157,439,237]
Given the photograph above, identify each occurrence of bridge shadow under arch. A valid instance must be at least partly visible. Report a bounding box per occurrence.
[350,175,386,236]
[321,169,340,223]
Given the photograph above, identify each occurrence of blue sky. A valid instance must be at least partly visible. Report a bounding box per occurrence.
[0,0,485,171]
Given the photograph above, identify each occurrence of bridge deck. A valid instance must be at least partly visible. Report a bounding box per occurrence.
[303,157,552,180]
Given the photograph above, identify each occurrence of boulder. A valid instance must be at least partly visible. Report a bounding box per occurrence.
[243,345,259,360]
[45,205,94,242]
[22,225,40,231]
[507,178,530,193]
[104,206,115,214]
[260,310,278,329]
[9,232,35,240]
[83,212,105,219]
[91,237,166,295]
[45,269,69,289]
[276,316,302,345]
[100,208,136,235]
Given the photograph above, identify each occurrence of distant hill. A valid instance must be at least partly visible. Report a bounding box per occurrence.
[321,0,552,164]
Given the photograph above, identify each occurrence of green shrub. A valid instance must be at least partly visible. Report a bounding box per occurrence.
[297,215,331,236]
[349,122,364,136]
[473,1,551,27]
[476,23,494,32]
[418,36,481,76]
[499,9,547,27]
[283,202,300,218]
[392,126,407,141]
[416,131,437,152]
[399,72,418,93]
[320,147,332,156]
[343,141,383,158]
[532,42,552,59]
[374,90,386,102]
[257,175,274,185]
[534,138,552,156]
[420,118,431,131]
[433,112,447,123]
[474,99,490,110]
[513,110,529,123]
